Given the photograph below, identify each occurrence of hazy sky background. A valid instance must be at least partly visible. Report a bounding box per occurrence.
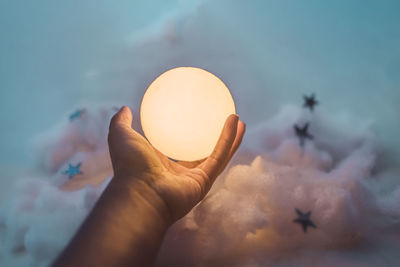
[0,0,186,166]
[1,0,399,168]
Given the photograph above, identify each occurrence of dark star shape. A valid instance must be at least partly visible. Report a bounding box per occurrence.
[69,109,86,121]
[303,93,318,111]
[62,162,83,179]
[294,122,313,146]
[293,208,317,233]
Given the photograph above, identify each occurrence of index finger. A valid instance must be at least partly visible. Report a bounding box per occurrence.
[199,114,238,181]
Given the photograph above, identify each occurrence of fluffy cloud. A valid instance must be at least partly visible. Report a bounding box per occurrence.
[0,106,114,266]
[156,106,400,266]
[0,177,110,267]
[2,104,399,266]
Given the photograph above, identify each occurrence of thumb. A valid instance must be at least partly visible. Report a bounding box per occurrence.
[108,106,133,173]
[109,106,133,131]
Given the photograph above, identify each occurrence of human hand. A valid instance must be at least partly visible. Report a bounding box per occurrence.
[54,106,245,267]
[108,106,246,224]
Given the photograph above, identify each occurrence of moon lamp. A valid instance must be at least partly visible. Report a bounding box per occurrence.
[140,67,236,161]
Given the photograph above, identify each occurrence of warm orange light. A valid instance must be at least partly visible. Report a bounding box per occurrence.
[140,67,236,161]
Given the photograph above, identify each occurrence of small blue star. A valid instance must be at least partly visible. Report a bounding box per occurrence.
[62,162,83,179]
[293,208,317,233]
[69,109,86,121]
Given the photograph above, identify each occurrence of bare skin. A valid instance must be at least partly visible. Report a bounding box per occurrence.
[53,106,246,267]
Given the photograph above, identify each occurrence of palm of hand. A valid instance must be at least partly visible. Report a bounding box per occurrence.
[108,107,245,222]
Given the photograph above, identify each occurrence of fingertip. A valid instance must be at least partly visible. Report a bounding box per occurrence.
[110,105,133,130]
[238,119,245,128]
[225,113,239,131]
[228,113,239,121]
[119,105,133,122]
[219,114,240,145]
[119,105,130,113]
[238,120,246,134]
[235,121,246,147]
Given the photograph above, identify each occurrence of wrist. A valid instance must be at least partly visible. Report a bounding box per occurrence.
[54,173,172,267]
[111,173,173,228]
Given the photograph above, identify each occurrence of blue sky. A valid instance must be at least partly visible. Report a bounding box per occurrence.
[0,0,399,167]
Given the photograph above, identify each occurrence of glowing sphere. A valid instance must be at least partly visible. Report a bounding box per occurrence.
[140,67,236,161]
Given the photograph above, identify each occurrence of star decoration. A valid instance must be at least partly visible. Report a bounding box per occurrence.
[293,208,317,233]
[294,122,313,147]
[303,93,318,111]
[62,162,83,179]
[69,109,86,121]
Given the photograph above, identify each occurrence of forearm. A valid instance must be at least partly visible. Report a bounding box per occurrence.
[53,175,172,267]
